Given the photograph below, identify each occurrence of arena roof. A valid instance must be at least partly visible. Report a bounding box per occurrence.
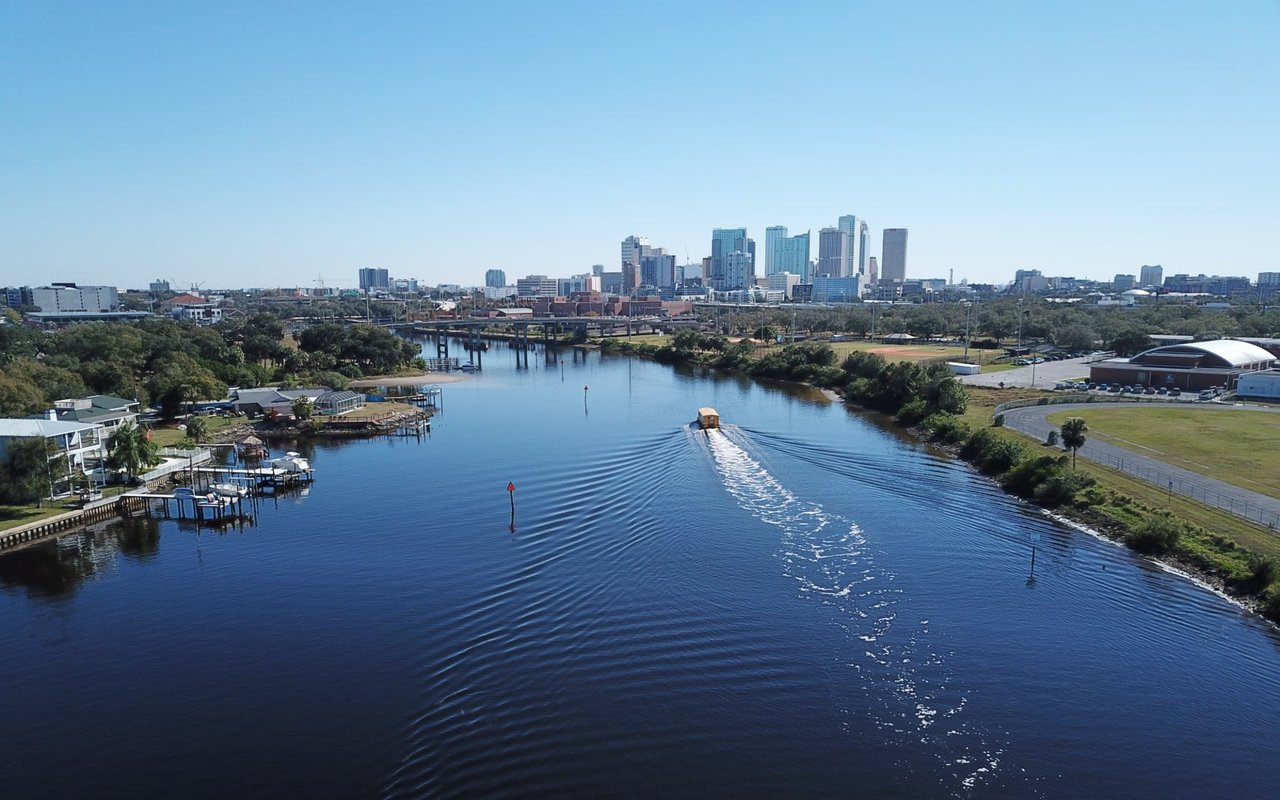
[1132,339,1276,368]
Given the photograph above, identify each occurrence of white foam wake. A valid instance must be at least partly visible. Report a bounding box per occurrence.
[704,428,1008,795]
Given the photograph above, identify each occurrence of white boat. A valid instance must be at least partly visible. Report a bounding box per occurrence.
[270,452,312,473]
[210,482,249,498]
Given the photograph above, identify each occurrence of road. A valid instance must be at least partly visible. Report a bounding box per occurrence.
[1000,402,1280,529]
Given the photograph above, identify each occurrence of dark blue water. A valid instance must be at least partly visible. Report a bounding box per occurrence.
[3,343,1279,799]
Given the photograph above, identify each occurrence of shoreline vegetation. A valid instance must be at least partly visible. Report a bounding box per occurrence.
[596,332,1280,624]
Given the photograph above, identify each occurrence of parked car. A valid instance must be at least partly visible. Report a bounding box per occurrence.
[1144,387,1157,395]
[1088,383,1099,390]
[1108,385,1122,392]
[1169,388,1182,397]
[1156,387,1168,395]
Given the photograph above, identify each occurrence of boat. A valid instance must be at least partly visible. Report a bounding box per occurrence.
[210,482,249,498]
[697,407,720,429]
[269,452,312,473]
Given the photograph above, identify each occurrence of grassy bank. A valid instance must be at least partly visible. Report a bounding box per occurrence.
[1045,406,1280,499]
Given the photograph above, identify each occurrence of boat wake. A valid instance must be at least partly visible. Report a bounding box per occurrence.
[702,427,1010,795]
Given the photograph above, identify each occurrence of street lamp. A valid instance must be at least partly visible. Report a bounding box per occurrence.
[963,300,973,362]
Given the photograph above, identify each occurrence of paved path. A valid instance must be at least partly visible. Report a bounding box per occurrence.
[959,355,1096,388]
[1000,402,1280,529]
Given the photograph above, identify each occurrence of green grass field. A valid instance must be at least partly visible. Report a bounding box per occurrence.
[824,340,971,362]
[1046,406,1280,499]
[150,415,244,447]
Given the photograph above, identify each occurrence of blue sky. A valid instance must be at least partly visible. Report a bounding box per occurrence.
[1,1,1277,290]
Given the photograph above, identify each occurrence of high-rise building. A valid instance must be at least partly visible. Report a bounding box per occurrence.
[485,269,507,288]
[817,227,847,278]
[640,250,676,289]
[765,226,787,275]
[621,235,651,292]
[1259,272,1280,288]
[838,215,869,277]
[1139,264,1163,288]
[724,252,754,291]
[881,229,908,283]
[868,256,879,286]
[711,228,751,289]
[359,268,390,292]
[1113,274,1137,292]
[149,278,170,295]
[767,228,810,280]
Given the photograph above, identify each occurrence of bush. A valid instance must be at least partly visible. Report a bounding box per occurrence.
[1127,515,1183,554]
[895,398,930,426]
[961,429,1026,474]
[993,413,1004,427]
[1002,454,1094,506]
[1046,430,1059,446]
[922,412,970,444]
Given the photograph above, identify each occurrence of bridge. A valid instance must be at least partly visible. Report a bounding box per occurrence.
[389,315,692,367]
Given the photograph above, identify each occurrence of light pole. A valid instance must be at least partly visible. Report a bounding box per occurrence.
[963,300,973,362]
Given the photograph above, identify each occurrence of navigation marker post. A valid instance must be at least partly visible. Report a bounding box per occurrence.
[1029,531,1040,577]
[583,385,589,414]
[507,481,516,531]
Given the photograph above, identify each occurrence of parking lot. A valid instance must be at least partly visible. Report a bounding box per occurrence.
[958,355,1096,388]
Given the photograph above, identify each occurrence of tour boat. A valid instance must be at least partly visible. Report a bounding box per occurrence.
[697,407,720,429]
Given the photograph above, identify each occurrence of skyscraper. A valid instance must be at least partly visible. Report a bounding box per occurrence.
[621,235,651,293]
[817,227,847,278]
[838,215,868,277]
[1139,264,1163,288]
[774,231,810,281]
[881,229,908,283]
[765,226,787,275]
[711,228,751,289]
[485,269,507,288]
[868,256,879,287]
[359,268,390,292]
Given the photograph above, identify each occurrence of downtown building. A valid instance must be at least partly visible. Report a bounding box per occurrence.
[710,228,754,290]
[765,226,811,281]
[485,269,507,288]
[816,227,847,278]
[358,268,391,292]
[880,229,908,284]
[838,215,869,278]
[1139,264,1163,288]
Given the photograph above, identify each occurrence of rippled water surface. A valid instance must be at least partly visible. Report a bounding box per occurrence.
[3,344,1279,799]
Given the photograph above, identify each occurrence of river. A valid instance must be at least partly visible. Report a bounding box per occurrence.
[2,342,1278,798]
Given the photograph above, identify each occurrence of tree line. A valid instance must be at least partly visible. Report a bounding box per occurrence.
[0,315,424,420]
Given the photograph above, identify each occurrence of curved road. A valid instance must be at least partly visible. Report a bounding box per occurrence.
[1001,402,1280,529]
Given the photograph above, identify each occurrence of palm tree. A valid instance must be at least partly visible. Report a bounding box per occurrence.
[184,415,208,443]
[1060,417,1088,469]
[108,422,160,482]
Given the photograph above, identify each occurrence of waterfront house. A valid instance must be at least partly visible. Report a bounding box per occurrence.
[32,395,140,435]
[0,417,107,496]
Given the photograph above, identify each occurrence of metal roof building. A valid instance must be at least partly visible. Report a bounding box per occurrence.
[1089,339,1276,391]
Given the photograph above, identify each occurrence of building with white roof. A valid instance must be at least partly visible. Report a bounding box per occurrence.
[1089,339,1276,391]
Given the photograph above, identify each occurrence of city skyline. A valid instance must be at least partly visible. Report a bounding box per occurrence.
[2,3,1276,290]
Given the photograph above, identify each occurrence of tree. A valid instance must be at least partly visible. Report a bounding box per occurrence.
[292,397,313,421]
[107,422,160,482]
[0,437,62,505]
[1060,417,1088,469]
[184,415,208,443]
[1109,330,1152,357]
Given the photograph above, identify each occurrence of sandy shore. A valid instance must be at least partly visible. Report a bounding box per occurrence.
[348,372,470,388]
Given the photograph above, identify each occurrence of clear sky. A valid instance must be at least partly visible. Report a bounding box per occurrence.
[2,1,1277,291]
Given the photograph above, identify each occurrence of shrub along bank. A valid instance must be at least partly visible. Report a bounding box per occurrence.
[598,333,1280,622]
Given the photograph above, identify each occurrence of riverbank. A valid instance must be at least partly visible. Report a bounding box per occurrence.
[598,337,1280,624]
